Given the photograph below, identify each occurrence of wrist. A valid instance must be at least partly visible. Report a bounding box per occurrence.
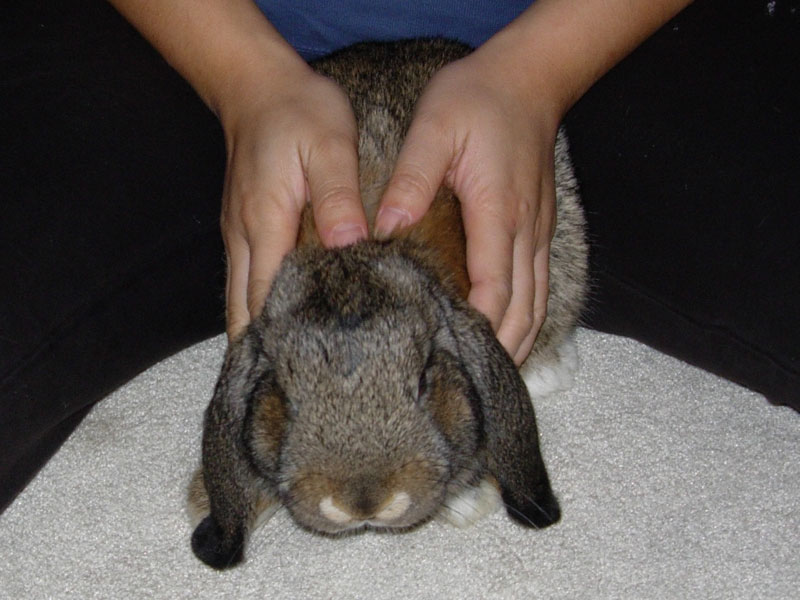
[470,17,577,123]
[210,39,310,132]
[476,0,693,115]
[107,0,309,127]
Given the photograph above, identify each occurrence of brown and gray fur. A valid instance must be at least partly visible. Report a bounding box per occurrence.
[188,39,588,570]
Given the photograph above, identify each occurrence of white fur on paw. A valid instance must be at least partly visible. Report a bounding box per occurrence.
[437,478,501,528]
[524,336,579,397]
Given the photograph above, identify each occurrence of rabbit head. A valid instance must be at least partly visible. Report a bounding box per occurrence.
[191,238,561,569]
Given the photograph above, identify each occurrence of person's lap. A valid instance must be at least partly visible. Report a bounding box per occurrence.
[1,0,227,511]
[564,0,799,409]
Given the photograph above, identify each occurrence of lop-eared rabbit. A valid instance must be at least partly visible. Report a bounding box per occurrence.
[188,39,588,569]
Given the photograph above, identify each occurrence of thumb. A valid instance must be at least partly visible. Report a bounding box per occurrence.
[376,120,453,238]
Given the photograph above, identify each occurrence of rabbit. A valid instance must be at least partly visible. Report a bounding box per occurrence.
[187,38,588,570]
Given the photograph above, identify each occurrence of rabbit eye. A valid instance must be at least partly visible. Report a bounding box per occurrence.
[415,351,436,403]
[416,371,428,402]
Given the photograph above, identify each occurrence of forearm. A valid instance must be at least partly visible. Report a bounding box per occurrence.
[106,0,306,121]
[479,0,694,116]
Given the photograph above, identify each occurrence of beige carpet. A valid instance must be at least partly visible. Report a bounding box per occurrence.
[1,329,797,599]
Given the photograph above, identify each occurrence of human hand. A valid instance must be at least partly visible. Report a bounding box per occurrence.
[219,59,368,340]
[110,0,690,354]
[375,46,562,366]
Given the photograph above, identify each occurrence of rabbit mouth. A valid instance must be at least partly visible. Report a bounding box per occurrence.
[282,479,446,535]
[315,491,421,533]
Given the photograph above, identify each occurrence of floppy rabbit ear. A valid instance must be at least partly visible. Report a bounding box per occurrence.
[443,305,561,529]
[191,327,275,569]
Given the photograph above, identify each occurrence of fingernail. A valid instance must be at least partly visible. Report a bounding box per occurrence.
[330,223,366,248]
[375,207,412,240]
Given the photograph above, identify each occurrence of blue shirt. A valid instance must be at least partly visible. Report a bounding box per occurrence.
[254,1,533,60]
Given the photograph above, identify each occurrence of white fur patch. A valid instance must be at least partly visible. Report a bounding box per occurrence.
[319,496,353,525]
[524,336,579,398]
[375,492,410,521]
[437,478,501,528]
[320,492,411,526]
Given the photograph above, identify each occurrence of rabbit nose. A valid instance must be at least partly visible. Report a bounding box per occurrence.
[318,490,411,526]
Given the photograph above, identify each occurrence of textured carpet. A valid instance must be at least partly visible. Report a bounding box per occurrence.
[1,329,797,599]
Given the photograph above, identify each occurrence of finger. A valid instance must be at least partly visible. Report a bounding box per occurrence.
[306,135,368,248]
[512,170,556,364]
[376,116,453,238]
[532,231,552,338]
[244,199,302,323]
[224,231,251,342]
[511,241,551,366]
[511,167,556,363]
[497,219,538,363]
[463,198,515,332]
